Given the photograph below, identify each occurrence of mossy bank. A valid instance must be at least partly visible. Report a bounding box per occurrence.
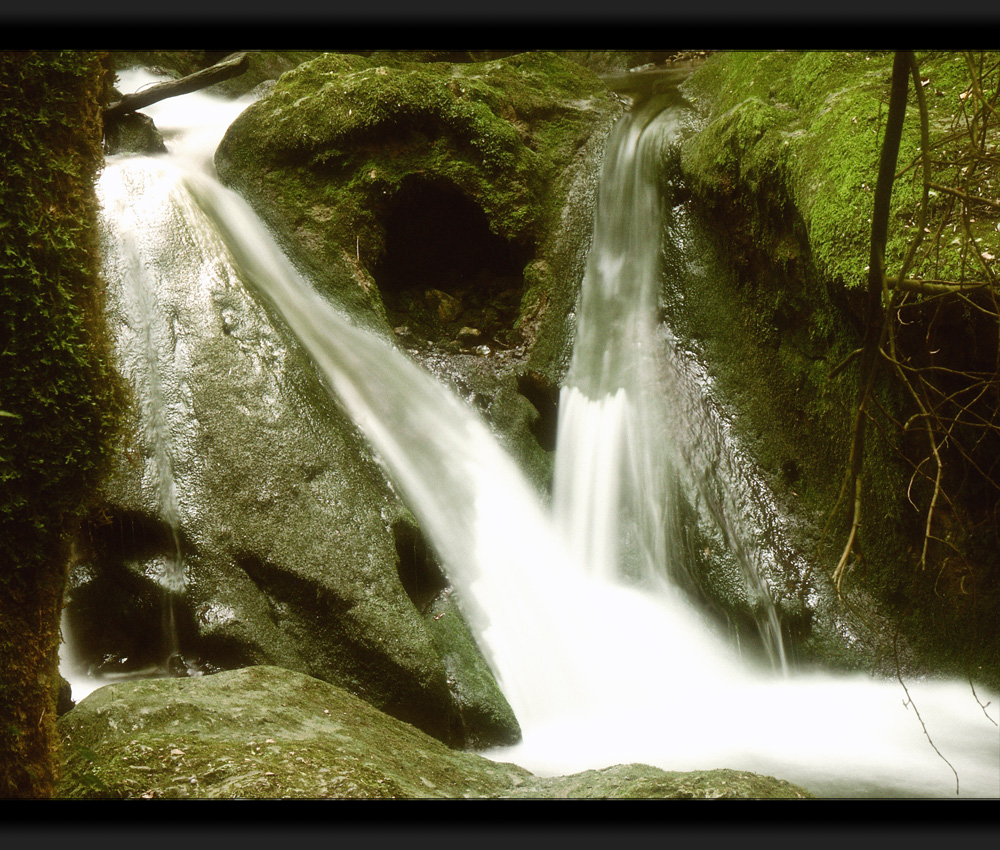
[675,51,999,689]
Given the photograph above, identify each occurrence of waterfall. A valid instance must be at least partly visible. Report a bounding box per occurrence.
[70,67,999,798]
[552,97,682,590]
[59,71,258,696]
[552,94,788,672]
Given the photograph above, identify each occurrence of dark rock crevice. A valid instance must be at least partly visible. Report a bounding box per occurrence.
[64,510,199,681]
[391,518,449,615]
[516,369,561,453]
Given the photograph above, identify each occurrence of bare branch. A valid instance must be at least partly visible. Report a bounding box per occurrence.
[894,630,961,795]
[828,347,863,380]
[886,277,994,295]
[104,53,250,121]
[832,476,863,595]
[927,182,1000,211]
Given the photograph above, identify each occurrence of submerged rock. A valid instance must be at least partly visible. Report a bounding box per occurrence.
[56,665,814,799]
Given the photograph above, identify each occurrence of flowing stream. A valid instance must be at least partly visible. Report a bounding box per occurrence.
[64,67,1000,799]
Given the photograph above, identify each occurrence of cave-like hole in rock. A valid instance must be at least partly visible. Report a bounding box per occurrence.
[374,177,531,346]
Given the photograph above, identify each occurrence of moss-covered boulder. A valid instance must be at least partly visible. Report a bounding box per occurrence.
[55,664,814,799]
[674,51,1000,688]
[214,49,622,375]
[208,49,622,503]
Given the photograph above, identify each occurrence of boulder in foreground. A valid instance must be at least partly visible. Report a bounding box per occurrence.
[56,664,813,799]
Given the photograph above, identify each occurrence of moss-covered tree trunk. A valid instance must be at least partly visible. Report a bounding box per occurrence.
[0,50,121,798]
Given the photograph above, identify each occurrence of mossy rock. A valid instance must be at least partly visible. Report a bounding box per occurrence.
[674,51,1000,689]
[214,49,621,355]
[213,49,620,502]
[422,589,521,749]
[680,50,1000,293]
[55,664,814,799]
[0,49,128,797]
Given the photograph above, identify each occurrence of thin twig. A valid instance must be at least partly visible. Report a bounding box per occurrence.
[890,618,961,794]
[926,182,1000,211]
[969,679,999,726]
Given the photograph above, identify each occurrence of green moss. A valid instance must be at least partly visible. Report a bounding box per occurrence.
[0,50,126,797]
[215,51,616,335]
[56,665,814,799]
[677,51,1000,688]
[682,51,997,291]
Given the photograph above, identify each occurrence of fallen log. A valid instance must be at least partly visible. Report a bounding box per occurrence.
[103,52,250,121]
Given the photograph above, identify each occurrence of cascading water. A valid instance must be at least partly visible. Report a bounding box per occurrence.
[551,93,788,673]
[69,66,999,798]
[485,90,999,798]
[59,71,259,698]
[552,97,685,590]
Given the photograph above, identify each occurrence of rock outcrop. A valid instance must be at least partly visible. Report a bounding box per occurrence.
[66,145,517,750]
[675,51,1000,688]
[214,51,622,379]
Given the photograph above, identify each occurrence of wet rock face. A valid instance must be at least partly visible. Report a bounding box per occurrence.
[206,48,625,574]
[64,510,194,680]
[66,153,518,749]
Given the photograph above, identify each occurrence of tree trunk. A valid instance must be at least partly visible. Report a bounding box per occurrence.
[1,51,120,798]
[853,49,911,480]
[833,50,911,592]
